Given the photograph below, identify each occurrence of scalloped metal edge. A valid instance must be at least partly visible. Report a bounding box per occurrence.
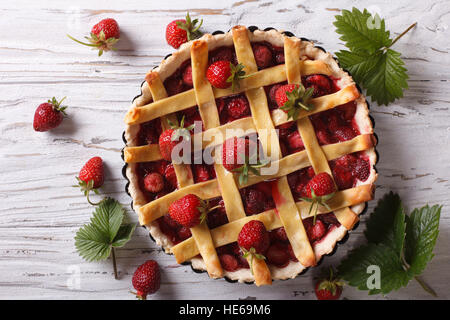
[121,26,379,285]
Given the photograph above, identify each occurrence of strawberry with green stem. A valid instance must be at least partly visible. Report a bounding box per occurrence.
[301,172,336,224]
[74,157,104,206]
[221,137,268,185]
[33,97,68,132]
[206,61,252,91]
[315,266,345,300]
[158,116,194,161]
[238,220,270,273]
[168,194,221,228]
[67,18,120,56]
[275,84,315,121]
[166,12,203,49]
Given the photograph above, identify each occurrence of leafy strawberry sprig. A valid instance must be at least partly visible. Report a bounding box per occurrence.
[334,8,416,105]
[280,84,314,121]
[338,192,441,296]
[168,115,194,142]
[227,63,253,92]
[176,12,203,41]
[75,198,136,279]
[232,152,268,186]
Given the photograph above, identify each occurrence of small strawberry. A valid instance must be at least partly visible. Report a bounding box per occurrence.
[166,12,203,49]
[238,220,270,272]
[182,65,193,87]
[131,260,161,300]
[168,194,209,228]
[315,267,344,300]
[67,18,120,56]
[221,137,267,185]
[307,219,327,242]
[219,254,239,272]
[275,84,315,120]
[206,61,250,91]
[252,43,273,69]
[144,172,164,193]
[304,74,332,97]
[226,96,250,119]
[158,116,194,161]
[74,157,104,206]
[301,172,336,224]
[33,97,68,132]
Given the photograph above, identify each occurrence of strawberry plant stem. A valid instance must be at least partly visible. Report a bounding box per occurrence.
[414,276,437,297]
[388,22,417,48]
[111,247,118,280]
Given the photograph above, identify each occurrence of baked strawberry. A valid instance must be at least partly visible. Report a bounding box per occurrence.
[219,254,239,272]
[193,164,210,182]
[307,219,327,242]
[275,84,314,120]
[244,189,266,215]
[67,18,120,56]
[266,242,290,267]
[252,43,273,69]
[221,137,266,185]
[304,74,332,97]
[315,267,344,300]
[226,96,250,119]
[132,260,161,300]
[334,126,356,142]
[206,61,249,91]
[182,65,193,87]
[74,156,104,206]
[302,172,336,224]
[287,130,304,151]
[268,84,283,106]
[158,116,194,161]
[144,172,164,193]
[169,194,209,228]
[178,226,192,240]
[354,158,370,181]
[33,97,67,132]
[210,46,236,64]
[166,12,203,49]
[164,163,178,188]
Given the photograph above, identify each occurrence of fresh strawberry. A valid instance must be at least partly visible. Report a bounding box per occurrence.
[166,12,203,49]
[304,74,332,97]
[221,137,266,185]
[307,219,327,242]
[182,65,193,87]
[144,172,164,193]
[132,260,161,300]
[33,97,67,132]
[219,254,239,272]
[268,84,283,106]
[275,84,314,120]
[169,194,209,228]
[206,61,249,91]
[67,18,120,56]
[315,267,344,300]
[354,158,370,181]
[302,172,336,224]
[238,220,270,254]
[226,96,250,119]
[158,116,193,161]
[74,157,104,205]
[252,43,273,69]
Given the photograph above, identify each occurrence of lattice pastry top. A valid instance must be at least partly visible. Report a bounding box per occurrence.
[123,26,377,285]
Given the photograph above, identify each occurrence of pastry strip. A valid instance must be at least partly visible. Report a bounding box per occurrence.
[171,184,374,263]
[138,134,375,224]
[125,61,333,125]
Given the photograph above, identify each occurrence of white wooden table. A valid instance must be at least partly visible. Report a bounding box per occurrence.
[1,0,449,300]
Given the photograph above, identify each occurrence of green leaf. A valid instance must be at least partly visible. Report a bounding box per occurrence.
[333,7,391,53]
[334,50,379,85]
[365,192,406,257]
[112,223,137,247]
[75,198,134,261]
[363,49,409,105]
[338,243,413,295]
[404,205,441,276]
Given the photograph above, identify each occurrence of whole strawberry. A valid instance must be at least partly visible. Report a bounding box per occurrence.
[221,137,266,185]
[67,18,120,56]
[315,267,344,300]
[206,61,249,91]
[166,12,203,49]
[74,157,104,205]
[302,172,336,224]
[275,83,314,120]
[158,116,193,161]
[168,194,209,228]
[132,260,161,300]
[238,220,270,271]
[33,97,67,132]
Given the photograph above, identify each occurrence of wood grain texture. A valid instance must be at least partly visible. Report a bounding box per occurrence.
[0,0,449,300]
